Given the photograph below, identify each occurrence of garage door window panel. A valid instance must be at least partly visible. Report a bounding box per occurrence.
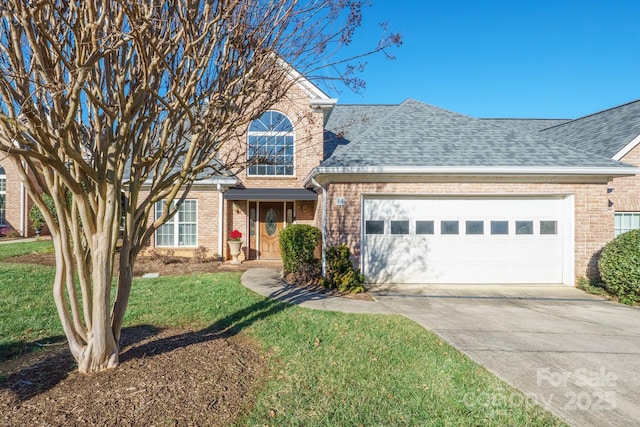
[490,221,509,235]
[366,220,385,235]
[465,221,484,235]
[390,220,409,235]
[441,221,459,235]
[416,220,434,235]
[540,220,558,235]
[516,221,534,235]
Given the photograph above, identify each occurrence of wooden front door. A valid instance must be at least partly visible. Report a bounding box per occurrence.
[259,202,284,259]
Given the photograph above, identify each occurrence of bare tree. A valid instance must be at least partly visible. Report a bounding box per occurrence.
[0,0,400,372]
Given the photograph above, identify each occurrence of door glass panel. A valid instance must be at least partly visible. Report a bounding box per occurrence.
[250,208,256,236]
[265,209,278,236]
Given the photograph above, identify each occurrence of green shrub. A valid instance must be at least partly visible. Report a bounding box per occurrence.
[321,245,365,293]
[28,193,57,231]
[279,224,321,274]
[576,276,609,297]
[598,229,640,304]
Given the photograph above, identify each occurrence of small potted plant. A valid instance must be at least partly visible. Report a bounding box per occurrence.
[228,229,243,264]
[28,204,45,237]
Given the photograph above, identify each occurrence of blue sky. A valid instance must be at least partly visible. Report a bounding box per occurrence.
[332,0,640,119]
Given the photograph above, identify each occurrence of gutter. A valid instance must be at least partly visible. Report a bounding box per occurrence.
[20,182,25,237]
[310,178,327,276]
[303,165,640,186]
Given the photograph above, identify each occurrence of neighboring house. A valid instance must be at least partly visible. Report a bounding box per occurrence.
[2,75,639,287]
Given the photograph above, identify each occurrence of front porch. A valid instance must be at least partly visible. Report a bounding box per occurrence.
[224,188,318,261]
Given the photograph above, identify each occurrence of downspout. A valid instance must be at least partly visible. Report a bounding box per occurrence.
[310,177,327,276]
[20,182,25,237]
[217,184,225,261]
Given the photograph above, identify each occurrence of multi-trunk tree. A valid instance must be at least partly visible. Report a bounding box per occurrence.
[0,0,400,372]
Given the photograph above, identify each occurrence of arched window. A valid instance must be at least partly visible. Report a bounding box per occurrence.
[247,111,294,176]
[0,166,5,226]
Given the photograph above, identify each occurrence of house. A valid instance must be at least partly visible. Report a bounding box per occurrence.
[2,75,639,287]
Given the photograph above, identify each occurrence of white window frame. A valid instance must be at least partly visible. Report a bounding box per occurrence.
[247,110,295,177]
[0,166,5,226]
[155,199,198,247]
[614,212,640,237]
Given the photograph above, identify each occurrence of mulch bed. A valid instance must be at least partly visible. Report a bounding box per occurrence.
[1,327,264,426]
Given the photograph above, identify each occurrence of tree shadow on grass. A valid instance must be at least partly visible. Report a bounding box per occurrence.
[0,335,67,365]
[1,295,296,402]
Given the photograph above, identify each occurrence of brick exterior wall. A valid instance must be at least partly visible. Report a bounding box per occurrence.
[0,159,22,235]
[610,144,640,211]
[323,179,614,283]
[0,159,42,237]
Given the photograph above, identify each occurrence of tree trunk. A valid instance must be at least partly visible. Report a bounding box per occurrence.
[112,240,135,344]
[77,232,120,372]
[77,333,119,373]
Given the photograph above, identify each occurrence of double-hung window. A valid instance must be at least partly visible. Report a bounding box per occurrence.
[247,110,294,176]
[155,200,198,247]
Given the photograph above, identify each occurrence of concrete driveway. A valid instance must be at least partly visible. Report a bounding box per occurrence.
[371,284,640,427]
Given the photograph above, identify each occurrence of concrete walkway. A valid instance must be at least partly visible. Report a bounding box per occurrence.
[241,268,393,314]
[0,237,42,244]
[241,269,640,427]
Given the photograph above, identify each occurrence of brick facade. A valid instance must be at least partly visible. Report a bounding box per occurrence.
[220,84,325,260]
[609,144,640,212]
[143,82,325,261]
[0,159,42,237]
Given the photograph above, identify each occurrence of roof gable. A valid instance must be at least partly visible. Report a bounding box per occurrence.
[540,99,640,159]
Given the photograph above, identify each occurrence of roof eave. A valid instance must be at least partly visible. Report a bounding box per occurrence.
[136,176,238,187]
[304,165,640,186]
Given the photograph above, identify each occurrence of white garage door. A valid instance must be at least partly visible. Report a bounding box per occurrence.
[362,196,573,284]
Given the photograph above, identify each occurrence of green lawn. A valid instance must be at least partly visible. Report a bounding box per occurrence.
[0,240,565,426]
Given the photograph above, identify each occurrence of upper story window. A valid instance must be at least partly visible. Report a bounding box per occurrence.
[0,166,5,226]
[247,111,294,176]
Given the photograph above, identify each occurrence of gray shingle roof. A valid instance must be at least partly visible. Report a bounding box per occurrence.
[323,99,629,169]
[480,118,570,132]
[539,100,640,159]
[323,104,396,160]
